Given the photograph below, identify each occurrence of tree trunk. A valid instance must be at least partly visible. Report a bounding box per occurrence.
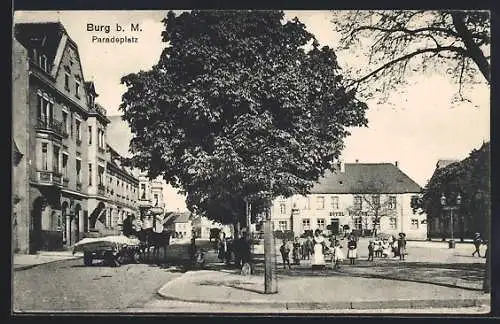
[483,244,490,293]
[264,207,277,294]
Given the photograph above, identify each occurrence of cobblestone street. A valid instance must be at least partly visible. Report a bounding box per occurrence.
[13,258,182,312]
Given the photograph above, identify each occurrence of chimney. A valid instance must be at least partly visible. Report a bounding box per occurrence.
[355,159,359,163]
[395,161,399,168]
[340,161,345,173]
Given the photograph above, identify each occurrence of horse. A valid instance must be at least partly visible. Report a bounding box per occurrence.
[148,230,172,265]
[135,229,152,262]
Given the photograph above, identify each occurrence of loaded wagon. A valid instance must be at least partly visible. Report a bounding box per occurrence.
[73,231,141,267]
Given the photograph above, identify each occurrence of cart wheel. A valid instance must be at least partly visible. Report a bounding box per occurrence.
[83,252,93,266]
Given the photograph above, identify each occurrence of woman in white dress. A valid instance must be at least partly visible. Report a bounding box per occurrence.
[312,229,326,267]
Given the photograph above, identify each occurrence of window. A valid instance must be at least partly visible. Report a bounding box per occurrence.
[354,217,363,230]
[53,146,60,173]
[317,218,325,230]
[88,163,92,186]
[388,196,397,209]
[88,126,92,145]
[278,220,287,231]
[354,196,363,210]
[316,196,325,209]
[331,196,339,210]
[64,73,70,90]
[62,153,68,177]
[411,219,419,229]
[39,54,48,72]
[41,143,48,170]
[389,217,397,229]
[76,159,82,183]
[88,94,94,108]
[154,194,159,206]
[410,195,419,209]
[304,197,310,210]
[98,165,104,185]
[372,195,380,208]
[372,218,380,230]
[75,119,81,142]
[140,183,146,199]
[98,129,105,148]
[62,110,69,134]
[302,219,310,231]
[280,203,286,215]
[37,94,53,124]
[75,81,80,97]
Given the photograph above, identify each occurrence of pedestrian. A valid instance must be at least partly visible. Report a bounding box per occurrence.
[218,231,226,262]
[347,238,357,265]
[292,237,301,265]
[280,240,291,270]
[398,233,407,260]
[332,240,344,269]
[472,232,482,257]
[304,235,314,260]
[382,239,391,258]
[122,214,134,237]
[368,240,374,261]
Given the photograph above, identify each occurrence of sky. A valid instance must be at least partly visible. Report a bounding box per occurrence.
[14,10,490,212]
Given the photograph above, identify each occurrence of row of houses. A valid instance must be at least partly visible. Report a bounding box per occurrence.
[12,22,165,254]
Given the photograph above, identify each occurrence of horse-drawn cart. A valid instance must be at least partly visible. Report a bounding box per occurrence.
[73,235,141,267]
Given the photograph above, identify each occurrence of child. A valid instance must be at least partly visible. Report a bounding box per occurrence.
[368,240,374,261]
[280,240,291,269]
[347,239,357,265]
[332,240,344,269]
[292,237,301,265]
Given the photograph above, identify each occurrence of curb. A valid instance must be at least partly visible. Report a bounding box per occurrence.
[157,273,491,310]
[13,256,82,271]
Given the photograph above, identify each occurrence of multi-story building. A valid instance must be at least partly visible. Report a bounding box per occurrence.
[104,144,139,230]
[12,21,145,254]
[269,162,427,240]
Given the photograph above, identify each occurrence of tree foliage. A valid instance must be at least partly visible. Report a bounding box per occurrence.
[331,10,490,104]
[120,10,368,225]
[421,142,490,239]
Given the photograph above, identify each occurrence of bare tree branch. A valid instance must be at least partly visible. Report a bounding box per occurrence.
[350,25,460,38]
[350,45,467,86]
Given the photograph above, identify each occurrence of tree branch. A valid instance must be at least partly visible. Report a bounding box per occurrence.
[350,25,459,38]
[350,45,467,86]
[452,12,490,83]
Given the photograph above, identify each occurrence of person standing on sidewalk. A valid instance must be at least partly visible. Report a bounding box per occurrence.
[292,237,301,265]
[398,233,407,261]
[367,240,374,261]
[280,240,291,270]
[347,238,357,265]
[472,232,483,257]
[332,240,344,269]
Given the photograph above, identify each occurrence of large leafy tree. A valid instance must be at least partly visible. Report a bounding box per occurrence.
[120,10,368,225]
[331,10,490,104]
[421,142,490,240]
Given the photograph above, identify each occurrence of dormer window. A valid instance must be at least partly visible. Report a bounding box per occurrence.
[64,73,70,91]
[39,54,48,72]
[75,81,80,98]
[88,94,95,108]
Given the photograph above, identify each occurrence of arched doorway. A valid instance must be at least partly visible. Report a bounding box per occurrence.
[29,197,45,254]
[70,204,81,245]
[61,201,69,247]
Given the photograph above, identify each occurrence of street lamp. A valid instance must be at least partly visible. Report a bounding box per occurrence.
[440,193,462,249]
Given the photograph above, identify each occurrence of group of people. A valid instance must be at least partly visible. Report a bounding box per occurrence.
[279,230,410,269]
[368,233,407,261]
[215,231,252,269]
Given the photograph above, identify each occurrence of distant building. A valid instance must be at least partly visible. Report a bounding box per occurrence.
[269,161,427,240]
[191,216,224,239]
[163,212,193,239]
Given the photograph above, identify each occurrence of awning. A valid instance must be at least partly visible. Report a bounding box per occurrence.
[13,140,23,165]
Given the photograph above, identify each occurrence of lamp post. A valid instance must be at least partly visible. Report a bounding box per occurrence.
[440,193,461,249]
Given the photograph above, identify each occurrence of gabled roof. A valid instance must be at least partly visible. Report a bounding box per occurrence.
[310,163,422,194]
[84,81,99,97]
[162,212,192,224]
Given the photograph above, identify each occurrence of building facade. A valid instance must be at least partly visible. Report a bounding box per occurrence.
[12,22,153,254]
[269,162,427,240]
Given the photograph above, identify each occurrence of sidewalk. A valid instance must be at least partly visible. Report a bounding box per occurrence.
[13,251,83,271]
[157,269,490,311]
